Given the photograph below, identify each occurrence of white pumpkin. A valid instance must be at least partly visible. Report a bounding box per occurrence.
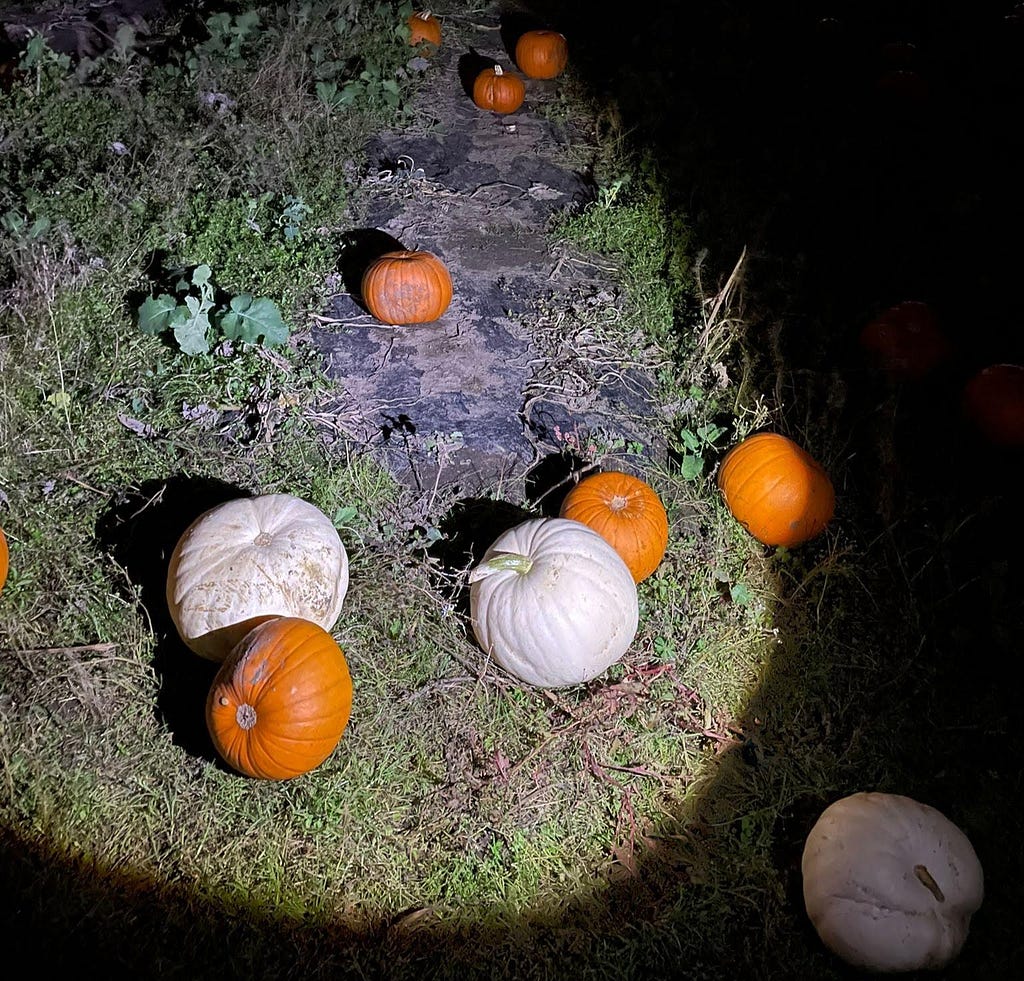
[468,517,639,688]
[802,791,984,973]
[166,493,349,661]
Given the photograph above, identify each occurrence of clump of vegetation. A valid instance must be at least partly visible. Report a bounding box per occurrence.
[137,263,288,355]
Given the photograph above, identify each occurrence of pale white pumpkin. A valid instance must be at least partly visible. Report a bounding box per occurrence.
[802,791,984,973]
[166,494,349,661]
[468,517,639,688]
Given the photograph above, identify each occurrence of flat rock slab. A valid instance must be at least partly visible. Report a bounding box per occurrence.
[311,10,663,499]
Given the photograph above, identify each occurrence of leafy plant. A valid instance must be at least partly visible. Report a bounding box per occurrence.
[1,210,52,247]
[674,420,726,479]
[136,264,288,355]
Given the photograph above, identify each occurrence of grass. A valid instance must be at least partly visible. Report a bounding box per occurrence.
[0,1,778,958]
[2,1,1020,978]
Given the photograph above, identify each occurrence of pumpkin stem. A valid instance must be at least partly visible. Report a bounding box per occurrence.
[913,864,945,903]
[494,65,503,75]
[235,703,257,730]
[609,494,629,512]
[253,532,273,546]
[418,11,431,20]
[468,551,533,581]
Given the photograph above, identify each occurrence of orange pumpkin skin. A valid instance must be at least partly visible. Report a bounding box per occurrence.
[361,250,453,325]
[206,617,353,780]
[0,526,8,596]
[718,433,835,547]
[559,471,668,583]
[859,300,950,381]
[515,30,568,79]
[407,11,441,50]
[962,363,1024,446]
[472,65,525,114]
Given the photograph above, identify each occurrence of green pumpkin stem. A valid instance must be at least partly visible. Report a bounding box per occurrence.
[468,551,533,581]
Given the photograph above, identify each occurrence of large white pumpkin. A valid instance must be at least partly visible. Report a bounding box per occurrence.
[468,517,639,688]
[166,494,349,661]
[802,791,984,973]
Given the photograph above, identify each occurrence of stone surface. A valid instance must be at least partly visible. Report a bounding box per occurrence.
[310,14,664,500]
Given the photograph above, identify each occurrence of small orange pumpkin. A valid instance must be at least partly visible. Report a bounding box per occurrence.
[206,617,353,780]
[361,249,453,325]
[859,300,950,381]
[559,471,669,583]
[718,432,835,547]
[407,11,441,50]
[0,526,9,596]
[962,363,1024,446]
[472,65,526,114]
[515,29,568,79]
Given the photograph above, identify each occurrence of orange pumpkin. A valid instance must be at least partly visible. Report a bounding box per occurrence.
[0,526,8,596]
[559,471,669,583]
[407,11,441,50]
[718,432,835,547]
[206,617,353,780]
[515,30,568,79]
[361,249,453,325]
[962,363,1024,446]
[859,300,950,381]
[472,65,526,114]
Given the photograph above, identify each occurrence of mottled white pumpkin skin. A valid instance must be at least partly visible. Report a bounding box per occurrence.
[802,792,984,973]
[469,517,639,688]
[166,494,349,660]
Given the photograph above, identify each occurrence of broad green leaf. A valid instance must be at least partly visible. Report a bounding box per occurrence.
[730,582,754,607]
[698,423,726,443]
[114,23,136,57]
[169,303,211,355]
[234,11,261,33]
[316,80,339,105]
[191,264,213,287]
[680,454,704,480]
[678,429,700,452]
[219,294,288,347]
[137,294,178,335]
[333,506,358,527]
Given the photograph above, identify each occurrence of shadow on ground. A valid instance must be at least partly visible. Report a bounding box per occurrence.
[2,1,1022,977]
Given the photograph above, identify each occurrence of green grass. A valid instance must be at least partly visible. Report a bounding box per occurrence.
[1,6,780,963]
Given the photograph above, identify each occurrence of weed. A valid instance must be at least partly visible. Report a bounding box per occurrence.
[137,263,288,355]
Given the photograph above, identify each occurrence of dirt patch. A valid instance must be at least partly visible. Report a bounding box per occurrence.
[1,0,166,57]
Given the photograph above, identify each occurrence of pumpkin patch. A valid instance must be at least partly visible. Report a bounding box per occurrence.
[802,792,984,973]
[559,470,668,582]
[962,363,1024,446]
[472,65,525,114]
[514,30,569,79]
[718,432,834,546]
[361,249,453,325]
[2,1,1019,975]
[166,493,349,661]
[468,517,639,688]
[206,616,354,780]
